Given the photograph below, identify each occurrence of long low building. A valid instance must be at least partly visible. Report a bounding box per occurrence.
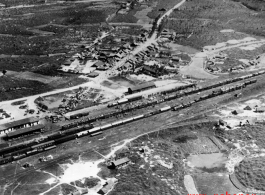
[127,82,156,94]
[6,124,45,139]
[0,117,39,134]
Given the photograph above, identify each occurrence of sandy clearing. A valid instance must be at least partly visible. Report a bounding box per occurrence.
[8,71,58,84]
[184,175,199,194]
[238,59,249,64]
[129,74,156,81]
[167,42,199,54]
[257,54,265,67]
[227,39,240,44]
[179,55,217,79]
[39,138,133,195]
[220,29,235,33]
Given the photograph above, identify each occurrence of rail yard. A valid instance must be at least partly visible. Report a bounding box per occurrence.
[0,70,263,166]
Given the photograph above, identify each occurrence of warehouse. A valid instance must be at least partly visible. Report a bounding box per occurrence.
[6,124,45,139]
[65,108,90,120]
[127,82,156,94]
[0,117,39,134]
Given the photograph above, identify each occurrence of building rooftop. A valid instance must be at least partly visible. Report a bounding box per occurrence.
[6,124,45,138]
[0,117,39,131]
[112,157,130,167]
[128,82,156,92]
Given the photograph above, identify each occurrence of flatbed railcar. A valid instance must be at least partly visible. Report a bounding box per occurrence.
[54,134,77,144]
[44,145,56,151]
[31,140,55,150]
[91,131,103,137]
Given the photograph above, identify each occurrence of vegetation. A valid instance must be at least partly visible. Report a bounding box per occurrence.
[232,0,265,11]
[235,157,265,190]
[167,0,265,49]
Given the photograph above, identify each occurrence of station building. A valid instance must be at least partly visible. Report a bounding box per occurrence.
[0,117,39,134]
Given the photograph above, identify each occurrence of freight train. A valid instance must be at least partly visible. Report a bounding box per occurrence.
[0,76,260,165]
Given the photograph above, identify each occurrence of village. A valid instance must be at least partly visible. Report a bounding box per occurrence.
[1,0,265,194]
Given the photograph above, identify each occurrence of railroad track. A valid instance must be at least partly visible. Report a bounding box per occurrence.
[0,70,264,165]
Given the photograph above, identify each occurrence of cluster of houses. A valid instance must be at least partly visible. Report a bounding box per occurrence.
[205,52,227,73]
[58,23,182,80]
[59,29,151,77]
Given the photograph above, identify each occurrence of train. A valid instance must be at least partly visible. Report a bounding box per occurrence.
[0,75,261,165]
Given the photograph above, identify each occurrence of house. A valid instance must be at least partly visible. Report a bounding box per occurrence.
[92,60,105,68]
[86,72,99,78]
[96,65,109,71]
[111,157,130,168]
[127,82,156,94]
[0,117,39,134]
[243,105,252,110]
[5,124,45,139]
[171,56,180,62]
[218,119,228,126]
[231,109,244,115]
[98,178,118,195]
[255,107,265,113]
[64,61,72,66]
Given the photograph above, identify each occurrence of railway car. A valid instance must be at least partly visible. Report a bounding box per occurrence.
[249,79,257,84]
[88,127,101,134]
[100,124,112,131]
[90,131,103,137]
[160,106,171,112]
[44,145,56,151]
[48,132,62,140]
[107,102,118,107]
[26,149,38,155]
[0,146,17,156]
[13,154,26,160]
[122,118,134,123]
[117,99,128,104]
[54,134,76,144]
[77,131,89,137]
[173,105,183,111]
[144,112,153,117]
[4,147,32,158]
[111,121,123,126]
[151,110,161,115]
[133,115,144,120]
[31,140,55,150]
[0,156,13,165]
[258,70,265,74]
